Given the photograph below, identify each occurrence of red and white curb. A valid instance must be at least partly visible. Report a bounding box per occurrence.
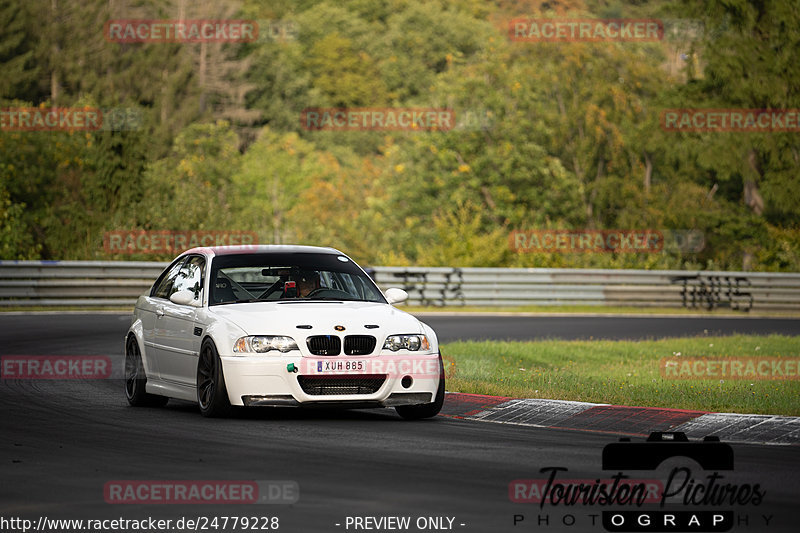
[441,392,800,445]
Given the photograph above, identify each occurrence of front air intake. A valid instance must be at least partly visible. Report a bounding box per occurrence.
[297,375,386,395]
[344,335,376,355]
[306,335,341,355]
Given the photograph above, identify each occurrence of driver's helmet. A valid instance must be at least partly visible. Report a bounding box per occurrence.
[296,269,321,295]
[297,269,320,284]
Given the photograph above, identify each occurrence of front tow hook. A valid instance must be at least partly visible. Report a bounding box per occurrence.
[286,363,298,373]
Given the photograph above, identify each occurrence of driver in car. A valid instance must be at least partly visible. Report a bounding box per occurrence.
[297,269,321,297]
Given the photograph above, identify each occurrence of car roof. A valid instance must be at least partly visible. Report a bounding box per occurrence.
[183,244,345,258]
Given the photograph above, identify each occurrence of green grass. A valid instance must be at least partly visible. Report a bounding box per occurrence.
[441,335,800,416]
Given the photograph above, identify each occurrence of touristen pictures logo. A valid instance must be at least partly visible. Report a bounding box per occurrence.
[511,433,768,532]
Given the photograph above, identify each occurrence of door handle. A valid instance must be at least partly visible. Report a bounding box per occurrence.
[156,307,165,318]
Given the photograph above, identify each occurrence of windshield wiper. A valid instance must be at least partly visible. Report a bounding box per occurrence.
[215,298,265,305]
[277,298,345,304]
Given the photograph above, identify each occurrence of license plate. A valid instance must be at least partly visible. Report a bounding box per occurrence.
[316,360,365,373]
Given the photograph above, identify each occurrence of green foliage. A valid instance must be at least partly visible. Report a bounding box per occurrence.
[413,201,511,267]
[0,1,39,99]
[0,0,797,271]
[232,127,328,243]
[140,121,241,232]
[0,186,39,259]
[305,33,389,107]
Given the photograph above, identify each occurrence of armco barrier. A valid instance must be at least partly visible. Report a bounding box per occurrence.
[1,261,799,311]
[0,261,165,308]
[371,267,800,311]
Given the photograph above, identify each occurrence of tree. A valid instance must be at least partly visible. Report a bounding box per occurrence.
[138,121,241,237]
[232,128,328,243]
[0,0,40,101]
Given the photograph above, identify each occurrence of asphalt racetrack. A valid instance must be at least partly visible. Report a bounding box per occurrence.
[1,313,798,532]
[418,314,800,342]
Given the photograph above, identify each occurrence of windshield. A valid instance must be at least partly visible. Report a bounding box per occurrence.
[209,252,385,305]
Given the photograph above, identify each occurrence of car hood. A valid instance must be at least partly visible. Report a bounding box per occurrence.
[208,300,424,337]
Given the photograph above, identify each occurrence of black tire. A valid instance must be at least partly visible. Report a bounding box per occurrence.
[395,355,445,420]
[125,336,168,407]
[197,339,233,418]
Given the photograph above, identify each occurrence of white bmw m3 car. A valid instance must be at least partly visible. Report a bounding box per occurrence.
[124,245,445,419]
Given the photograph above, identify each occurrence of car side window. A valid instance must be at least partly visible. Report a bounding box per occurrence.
[172,256,205,301]
[152,258,187,299]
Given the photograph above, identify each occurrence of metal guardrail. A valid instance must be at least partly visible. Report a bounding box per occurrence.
[371,267,800,311]
[1,260,800,311]
[0,261,165,308]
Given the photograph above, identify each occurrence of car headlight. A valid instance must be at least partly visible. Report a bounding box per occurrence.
[233,336,299,354]
[382,334,430,352]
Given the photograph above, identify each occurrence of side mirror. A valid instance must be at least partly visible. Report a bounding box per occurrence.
[384,288,408,305]
[170,289,200,307]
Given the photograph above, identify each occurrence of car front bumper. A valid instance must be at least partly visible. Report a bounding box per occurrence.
[221,353,442,408]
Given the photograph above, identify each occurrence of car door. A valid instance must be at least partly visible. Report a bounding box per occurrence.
[141,257,187,379]
[153,255,205,387]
